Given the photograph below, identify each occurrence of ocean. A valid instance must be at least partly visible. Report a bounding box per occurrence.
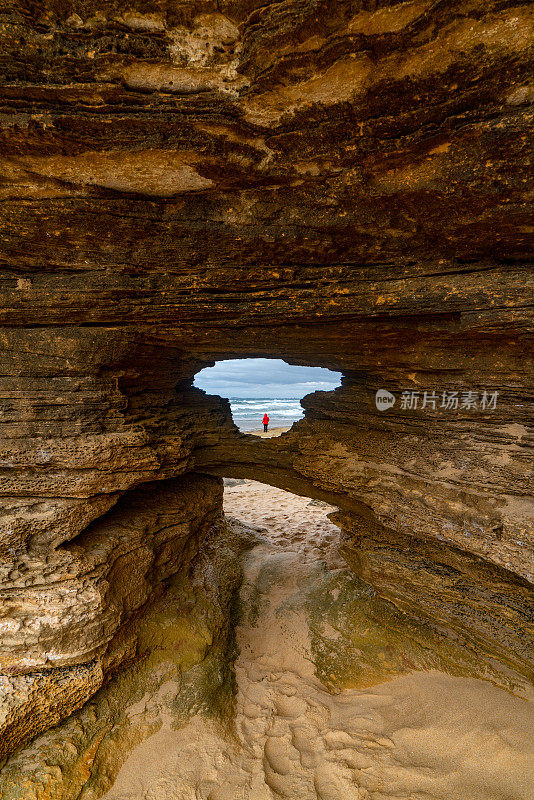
[229,398,304,431]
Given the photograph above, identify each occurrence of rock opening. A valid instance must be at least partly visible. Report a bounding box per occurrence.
[194,358,342,433]
[1,0,533,795]
[93,480,534,800]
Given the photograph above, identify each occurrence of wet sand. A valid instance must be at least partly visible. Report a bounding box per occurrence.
[244,426,290,438]
[103,481,534,800]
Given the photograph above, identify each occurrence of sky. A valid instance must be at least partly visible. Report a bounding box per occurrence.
[194,358,341,399]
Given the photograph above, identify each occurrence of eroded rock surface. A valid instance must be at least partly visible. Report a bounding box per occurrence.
[0,473,225,763]
[0,0,532,784]
[4,482,531,799]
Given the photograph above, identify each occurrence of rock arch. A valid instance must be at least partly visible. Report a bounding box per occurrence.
[0,0,532,781]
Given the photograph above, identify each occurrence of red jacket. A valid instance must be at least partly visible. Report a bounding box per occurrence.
[263,414,269,424]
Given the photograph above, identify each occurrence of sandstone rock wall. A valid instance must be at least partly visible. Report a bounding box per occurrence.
[0,473,224,762]
[0,0,532,767]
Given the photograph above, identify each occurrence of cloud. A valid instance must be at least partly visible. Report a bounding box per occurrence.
[194,359,341,398]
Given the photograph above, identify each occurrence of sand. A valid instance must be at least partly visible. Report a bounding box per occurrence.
[102,481,534,800]
[244,426,290,438]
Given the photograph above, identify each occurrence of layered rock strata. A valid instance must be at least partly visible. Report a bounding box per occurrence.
[0,0,532,777]
[0,507,259,798]
[0,474,225,762]
[2,482,531,799]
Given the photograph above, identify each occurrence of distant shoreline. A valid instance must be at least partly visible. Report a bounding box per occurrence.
[244,426,290,438]
[227,398,304,433]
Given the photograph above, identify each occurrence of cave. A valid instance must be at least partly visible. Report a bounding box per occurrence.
[0,0,533,797]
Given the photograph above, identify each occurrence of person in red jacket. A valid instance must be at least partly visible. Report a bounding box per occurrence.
[263,413,269,432]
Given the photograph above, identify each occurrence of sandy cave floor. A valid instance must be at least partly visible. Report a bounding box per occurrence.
[102,481,534,800]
